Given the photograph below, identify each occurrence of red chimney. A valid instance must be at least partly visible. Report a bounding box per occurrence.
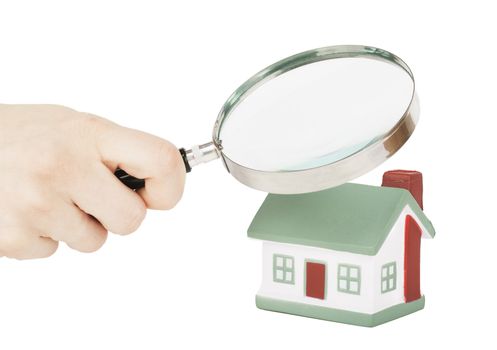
[382,170,423,209]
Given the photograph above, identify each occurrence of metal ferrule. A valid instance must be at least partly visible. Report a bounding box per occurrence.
[185,142,220,168]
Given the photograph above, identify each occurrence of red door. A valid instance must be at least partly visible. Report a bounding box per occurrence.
[306,262,326,299]
[404,215,422,302]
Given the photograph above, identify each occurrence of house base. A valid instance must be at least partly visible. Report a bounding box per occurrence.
[255,295,425,327]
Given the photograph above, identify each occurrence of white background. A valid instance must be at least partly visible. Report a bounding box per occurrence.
[0,1,495,349]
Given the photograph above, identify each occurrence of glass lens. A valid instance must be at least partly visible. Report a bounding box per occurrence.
[218,56,414,172]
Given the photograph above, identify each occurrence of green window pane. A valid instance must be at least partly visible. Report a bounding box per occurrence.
[337,264,361,295]
[273,254,295,284]
[381,262,397,293]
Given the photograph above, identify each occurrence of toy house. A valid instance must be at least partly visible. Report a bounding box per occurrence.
[248,170,435,327]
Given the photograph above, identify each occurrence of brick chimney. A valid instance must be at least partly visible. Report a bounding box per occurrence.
[382,170,423,209]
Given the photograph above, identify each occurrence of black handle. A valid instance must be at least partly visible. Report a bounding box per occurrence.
[114,168,145,190]
[114,148,191,190]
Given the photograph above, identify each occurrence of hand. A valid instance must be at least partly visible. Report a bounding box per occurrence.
[0,104,185,259]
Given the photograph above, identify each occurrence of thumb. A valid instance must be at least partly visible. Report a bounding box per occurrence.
[96,123,186,210]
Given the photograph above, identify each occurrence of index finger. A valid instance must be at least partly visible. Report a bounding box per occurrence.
[97,124,186,210]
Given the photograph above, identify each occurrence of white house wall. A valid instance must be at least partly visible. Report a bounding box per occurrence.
[374,205,429,311]
[372,206,408,311]
[257,205,430,315]
[259,241,376,314]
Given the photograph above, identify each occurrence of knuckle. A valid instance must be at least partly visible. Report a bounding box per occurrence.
[153,139,181,176]
[159,190,183,210]
[77,113,112,136]
[173,188,185,207]
[39,240,59,258]
[23,189,52,215]
[117,201,146,235]
[63,216,108,253]
[75,229,107,253]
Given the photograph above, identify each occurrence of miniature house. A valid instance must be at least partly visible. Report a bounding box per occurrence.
[248,170,435,327]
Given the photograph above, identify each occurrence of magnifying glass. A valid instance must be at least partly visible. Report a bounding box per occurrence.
[115,45,418,194]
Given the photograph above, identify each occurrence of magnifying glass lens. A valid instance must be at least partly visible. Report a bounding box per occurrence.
[220,57,414,172]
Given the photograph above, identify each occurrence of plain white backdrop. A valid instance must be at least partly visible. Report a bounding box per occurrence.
[1,1,495,349]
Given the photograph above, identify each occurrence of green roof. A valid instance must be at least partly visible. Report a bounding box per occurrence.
[248,183,435,255]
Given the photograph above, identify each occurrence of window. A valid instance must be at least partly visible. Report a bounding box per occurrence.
[337,264,361,295]
[381,262,397,293]
[273,254,294,284]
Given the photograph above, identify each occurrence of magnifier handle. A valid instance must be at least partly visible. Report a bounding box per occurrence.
[114,148,192,190]
[115,143,219,190]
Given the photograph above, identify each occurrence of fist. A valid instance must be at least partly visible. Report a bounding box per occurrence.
[0,104,185,259]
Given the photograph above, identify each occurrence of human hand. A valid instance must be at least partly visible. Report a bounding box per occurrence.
[0,104,185,259]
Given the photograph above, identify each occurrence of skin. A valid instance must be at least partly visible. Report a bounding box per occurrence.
[0,104,186,259]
